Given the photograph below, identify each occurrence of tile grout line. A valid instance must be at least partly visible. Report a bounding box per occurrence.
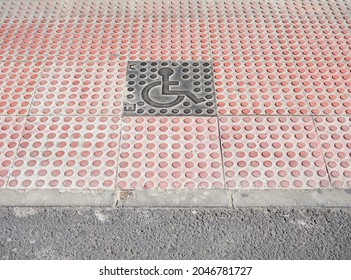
[273,3,333,188]
[1,0,65,189]
[3,117,28,189]
[204,0,228,196]
[1,0,68,189]
[113,0,137,206]
[26,0,67,117]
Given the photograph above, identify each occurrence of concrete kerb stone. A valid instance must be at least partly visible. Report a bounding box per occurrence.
[0,189,116,207]
[117,189,351,208]
[1,189,350,207]
[231,189,351,207]
[117,189,232,207]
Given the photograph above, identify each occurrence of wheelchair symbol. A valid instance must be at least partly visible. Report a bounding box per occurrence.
[141,68,205,108]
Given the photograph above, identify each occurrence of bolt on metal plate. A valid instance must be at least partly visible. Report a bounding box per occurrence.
[123,61,216,116]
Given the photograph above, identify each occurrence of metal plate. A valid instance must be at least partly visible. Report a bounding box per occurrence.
[123,61,216,116]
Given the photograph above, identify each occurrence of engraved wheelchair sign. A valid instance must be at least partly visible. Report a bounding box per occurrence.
[123,61,216,116]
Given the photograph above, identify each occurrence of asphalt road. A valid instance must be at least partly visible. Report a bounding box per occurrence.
[1,207,350,259]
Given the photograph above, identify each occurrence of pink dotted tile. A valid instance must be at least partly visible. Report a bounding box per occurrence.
[8,116,121,189]
[219,116,329,189]
[30,61,126,116]
[0,18,58,61]
[60,0,134,19]
[284,17,351,62]
[296,61,351,115]
[134,0,207,19]
[0,0,64,20]
[214,60,310,115]
[0,18,57,40]
[275,0,351,19]
[53,16,132,41]
[315,116,351,188]
[0,62,44,115]
[46,38,130,61]
[117,117,224,189]
[0,117,25,188]
[0,38,53,61]
[129,18,211,61]
[40,1,133,62]
[207,1,294,62]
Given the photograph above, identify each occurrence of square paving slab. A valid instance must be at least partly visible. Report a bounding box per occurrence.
[0,0,351,207]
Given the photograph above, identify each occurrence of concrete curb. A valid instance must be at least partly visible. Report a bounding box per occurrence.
[117,189,351,208]
[117,189,232,207]
[0,189,116,206]
[231,189,351,207]
[0,189,350,207]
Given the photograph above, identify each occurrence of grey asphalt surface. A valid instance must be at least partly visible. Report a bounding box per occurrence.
[0,207,350,259]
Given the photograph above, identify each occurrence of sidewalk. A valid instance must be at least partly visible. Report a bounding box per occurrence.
[0,0,351,207]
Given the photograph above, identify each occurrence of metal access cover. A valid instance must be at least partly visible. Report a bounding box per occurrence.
[123,61,216,116]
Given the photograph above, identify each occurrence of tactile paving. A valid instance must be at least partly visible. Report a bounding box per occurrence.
[207,1,294,62]
[46,38,130,62]
[315,116,351,188]
[0,18,57,40]
[0,39,53,61]
[30,61,126,116]
[213,60,309,115]
[53,17,132,41]
[296,61,351,115]
[60,0,134,19]
[134,0,207,19]
[275,0,351,20]
[49,1,133,61]
[0,18,58,61]
[3,0,351,195]
[117,117,224,189]
[129,17,211,61]
[0,117,25,188]
[123,61,216,116]
[219,116,329,188]
[0,61,44,115]
[281,8,351,62]
[0,0,64,20]
[8,116,121,189]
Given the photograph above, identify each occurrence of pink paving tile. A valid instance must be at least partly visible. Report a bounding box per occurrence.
[53,17,132,41]
[0,18,57,40]
[0,0,64,20]
[283,15,351,62]
[134,0,207,19]
[296,61,351,115]
[0,18,58,61]
[42,1,133,62]
[315,116,351,188]
[0,39,52,61]
[0,116,25,188]
[219,116,329,189]
[129,18,211,61]
[46,38,130,62]
[60,0,134,19]
[207,0,294,62]
[275,0,351,62]
[275,0,351,19]
[117,117,224,189]
[213,60,309,115]
[0,61,44,115]
[8,116,121,189]
[30,61,126,116]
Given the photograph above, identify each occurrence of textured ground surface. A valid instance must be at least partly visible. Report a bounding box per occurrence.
[1,0,351,202]
[1,207,350,259]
